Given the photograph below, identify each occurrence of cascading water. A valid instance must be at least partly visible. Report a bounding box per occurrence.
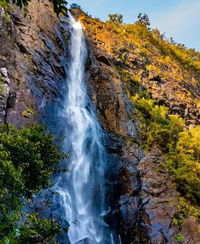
[50,13,115,244]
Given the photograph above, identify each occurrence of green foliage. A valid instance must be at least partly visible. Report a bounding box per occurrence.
[15,214,61,243]
[0,124,65,241]
[51,0,67,16]
[175,234,185,242]
[131,93,200,205]
[0,124,64,196]
[3,12,11,23]
[173,197,200,228]
[0,0,8,10]
[131,94,184,151]
[137,13,150,28]
[3,0,68,15]
[115,18,200,74]
[107,13,123,26]
[21,107,35,117]
[167,126,200,203]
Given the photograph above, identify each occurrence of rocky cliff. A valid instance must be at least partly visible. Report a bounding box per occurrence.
[0,0,69,128]
[74,9,200,244]
[0,2,200,243]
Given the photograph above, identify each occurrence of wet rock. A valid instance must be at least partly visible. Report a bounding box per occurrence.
[105,133,124,154]
[138,151,179,243]
[127,120,138,137]
[119,194,141,225]
[119,166,140,195]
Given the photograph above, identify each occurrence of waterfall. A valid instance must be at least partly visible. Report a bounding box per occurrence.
[50,13,112,244]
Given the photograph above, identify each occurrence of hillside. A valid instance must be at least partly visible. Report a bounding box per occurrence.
[72,8,200,243]
[78,10,200,126]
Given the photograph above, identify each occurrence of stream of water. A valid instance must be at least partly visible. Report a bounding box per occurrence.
[50,13,114,244]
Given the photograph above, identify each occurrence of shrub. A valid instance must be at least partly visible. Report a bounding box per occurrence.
[131,94,200,204]
[131,94,184,151]
[0,124,65,241]
[167,126,200,204]
[107,13,123,26]
[175,234,185,242]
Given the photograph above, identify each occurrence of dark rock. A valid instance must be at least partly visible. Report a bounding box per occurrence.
[105,133,124,154]
[15,39,31,54]
[7,91,16,108]
[11,13,24,25]
[96,55,111,66]
[149,75,164,83]
[138,152,179,243]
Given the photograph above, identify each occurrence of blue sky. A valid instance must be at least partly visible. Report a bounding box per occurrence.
[68,0,200,51]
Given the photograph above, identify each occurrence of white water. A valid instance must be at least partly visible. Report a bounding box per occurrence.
[51,13,109,244]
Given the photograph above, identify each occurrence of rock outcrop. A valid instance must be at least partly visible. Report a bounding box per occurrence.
[0,0,69,128]
[0,68,10,123]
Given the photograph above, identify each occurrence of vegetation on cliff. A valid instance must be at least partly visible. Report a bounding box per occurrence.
[75,8,200,237]
[117,16,200,233]
[105,12,200,205]
[108,13,200,74]
[0,124,65,242]
[0,0,67,15]
[132,94,200,205]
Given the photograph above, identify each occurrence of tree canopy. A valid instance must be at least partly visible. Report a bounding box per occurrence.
[4,0,68,15]
[107,13,123,26]
[0,124,65,242]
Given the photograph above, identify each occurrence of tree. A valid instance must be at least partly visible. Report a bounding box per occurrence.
[137,13,150,28]
[107,13,123,26]
[70,3,81,9]
[0,124,66,241]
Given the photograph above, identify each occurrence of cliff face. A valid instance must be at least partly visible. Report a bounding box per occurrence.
[74,10,200,244]
[81,22,178,244]
[0,2,200,244]
[0,0,68,128]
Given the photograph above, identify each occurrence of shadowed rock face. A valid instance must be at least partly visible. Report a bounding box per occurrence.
[138,152,179,244]
[0,0,69,128]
